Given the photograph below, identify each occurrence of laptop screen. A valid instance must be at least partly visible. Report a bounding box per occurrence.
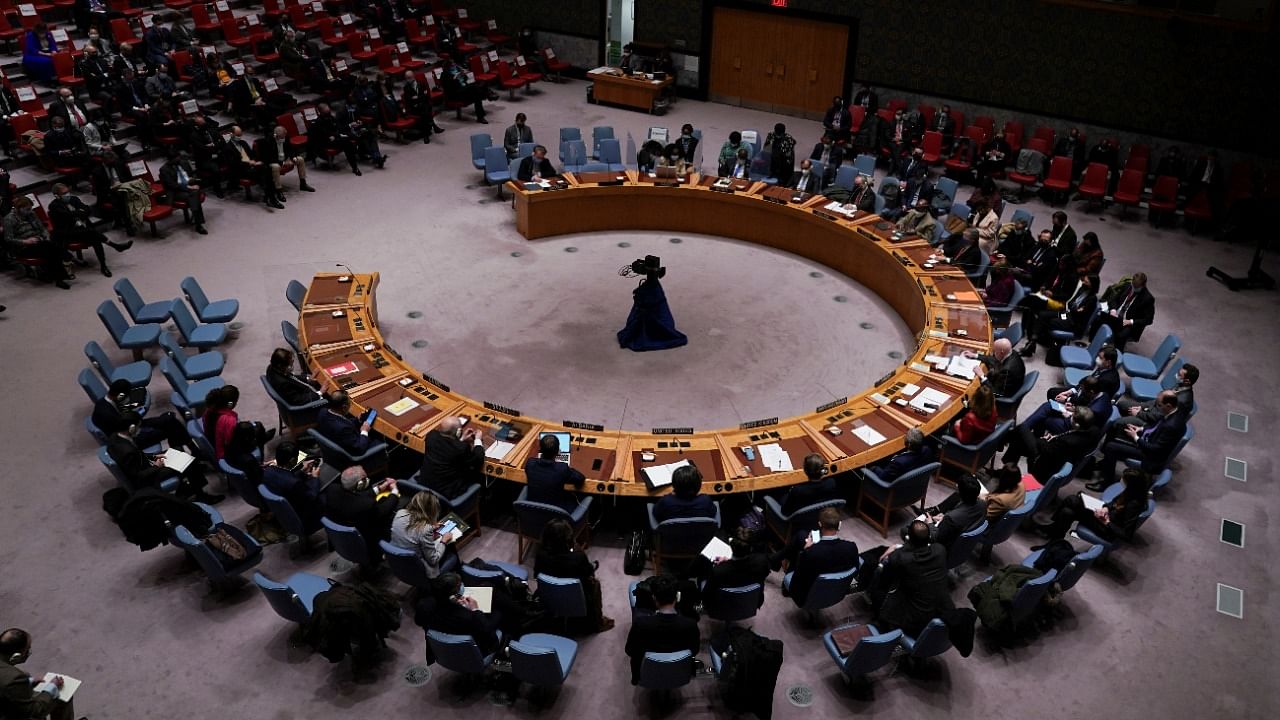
[539,432,573,463]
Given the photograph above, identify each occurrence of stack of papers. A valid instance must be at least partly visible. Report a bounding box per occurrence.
[384,397,420,416]
[162,448,195,473]
[41,674,81,701]
[484,440,515,460]
[851,425,887,446]
[325,361,359,377]
[909,388,952,413]
[1081,495,1105,512]
[946,356,982,379]
[757,443,794,472]
[924,354,950,370]
[700,536,733,561]
[822,201,858,217]
[642,459,691,488]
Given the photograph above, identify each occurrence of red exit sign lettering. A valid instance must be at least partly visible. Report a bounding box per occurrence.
[771,0,788,7]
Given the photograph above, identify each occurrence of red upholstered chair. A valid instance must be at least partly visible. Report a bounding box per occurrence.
[111,17,140,46]
[403,17,436,48]
[885,98,906,114]
[920,130,943,164]
[916,103,935,129]
[261,0,285,21]
[375,45,407,78]
[1112,168,1144,217]
[943,125,986,177]
[1002,120,1024,157]
[288,4,319,32]
[191,4,219,34]
[220,18,254,49]
[1146,175,1179,226]
[495,59,525,99]
[1041,156,1074,204]
[53,51,82,88]
[347,32,379,62]
[1076,162,1109,209]
[513,55,542,89]
[1031,126,1054,150]
[540,47,570,82]
[484,19,510,49]
[973,115,995,138]
[1183,190,1213,232]
[468,53,497,85]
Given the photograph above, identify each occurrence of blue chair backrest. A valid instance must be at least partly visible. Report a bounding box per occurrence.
[559,127,581,144]
[905,618,952,658]
[804,566,857,611]
[1160,356,1187,391]
[281,320,301,356]
[936,176,959,202]
[598,138,623,164]
[97,300,131,343]
[286,279,307,311]
[111,279,147,321]
[321,517,371,565]
[1010,568,1058,622]
[947,519,988,570]
[484,146,509,180]
[1011,208,1034,226]
[1148,334,1182,372]
[1010,369,1038,403]
[950,201,971,219]
[1170,424,1194,464]
[834,165,857,191]
[843,628,903,676]
[514,490,572,538]
[510,637,570,686]
[1006,281,1027,308]
[984,498,1034,548]
[169,298,199,340]
[968,249,990,282]
[469,132,492,162]
[173,524,227,580]
[220,459,265,509]
[160,358,191,402]
[158,333,191,373]
[180,276,210,314]
[79,367,108,403]
[1056,545,1103,592]
[186,417,215,461]
[710,583,763,622]
[98,446,131,487]
[853,153,875,177]
[591,125,614,153]
[785,498,846,528]
[508,156,523,182]
[995,321,1023,346]
[889,462,940,502]
[536,574,587,618]
[85,416,108,445]
[562,139,587,166]
[254,571,311,623]
[518,141,536,158]
[1087,324,1113,359]
[258,484,307,538]
[639,650,694,690]
[83,340,117,381]
[380,540,432,587]
[579,162,609,173]
[427,630,490,673]
[878,175,900,194]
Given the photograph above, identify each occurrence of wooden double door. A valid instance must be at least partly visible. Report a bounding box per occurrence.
[708,6,850,117]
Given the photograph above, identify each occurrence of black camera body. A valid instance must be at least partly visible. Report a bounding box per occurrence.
[630,255,666,279]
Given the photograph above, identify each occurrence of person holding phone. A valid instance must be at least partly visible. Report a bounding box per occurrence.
[314,390,378,462]
[420,416,485,499]
[389,492,460,579]
[261,441,327,529]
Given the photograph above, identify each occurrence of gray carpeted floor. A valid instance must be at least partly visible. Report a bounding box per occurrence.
[0,79,1275,719]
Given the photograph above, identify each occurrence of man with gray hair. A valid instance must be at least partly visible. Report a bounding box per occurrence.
[421,416,485,499]
[968,337,1026,399]
[864,427,936,484]
[320,465,398,556]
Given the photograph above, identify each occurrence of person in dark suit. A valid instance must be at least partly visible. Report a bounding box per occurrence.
[113,68,152,138]
[946,228,982,273]
[315,390,374,459]
[848,174,876,212]
[42,116,90,169]
[158,149,208,234]
[48,182,131,277]
[897,147,928,187]
[1047,345,1120,401]
[105,411,219,501]
[783,508,859,607]
[1012,230,1059,290]
[652,463,716,522]
[873,520,952,635]
[221,124,272,201]
[822,96,853,143]
[1116,363,1197,426]
[864,427,936,483]
[415,572,504,656]
[535,518,614,632]
[778,454,838,516]
[1026,406,1101,485]
[1004,376,1110,467]
[93,379,192,451]
[1091,391,1186,490]
[852,84,878,114]
[624,575,700,685]
[1020,275,1098,359]
[516,144,556,182]
[229,65,272,129]
[265,347,323,407]
[922,475,987,548]
[1054,128,1086,175]
[1041,468,1151,543]
[261,441,326,528]
[698,527,769,605]
[932,105,956,151]
[674,123,699,165]
[791,159,821,194]
[89,149,138,231]
[524,433,585,513]
[0,628,77,720]
[968,338,1026,399]
[809,132,845,183]
[307,103,363,175]
[320,466,398,553]
[503,112,533,157]
[1047,211,1077,255]
[402,72,444,144]
[257,124,316,201]
[1088,273,1155,351]
[420,416,485,499]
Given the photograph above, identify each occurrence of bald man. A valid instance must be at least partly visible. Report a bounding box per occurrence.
[421,416,485,498]
[968,338,1025,398]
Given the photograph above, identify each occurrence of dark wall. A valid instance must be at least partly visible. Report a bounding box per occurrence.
[631,0,1279,153]
[463,0,600,37]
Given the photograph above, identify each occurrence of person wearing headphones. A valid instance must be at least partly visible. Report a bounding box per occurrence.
[782,508,859,607]
[0,628,77,720]
[320,466,398,559]
[314,390,375,460]
[872,520,953,635]
[769,454,840,571]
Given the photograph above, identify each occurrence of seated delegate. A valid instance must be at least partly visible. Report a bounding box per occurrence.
[651,464,716,522]
[420,416,485,499]
[534,518,614,633]
[524,433,585,513]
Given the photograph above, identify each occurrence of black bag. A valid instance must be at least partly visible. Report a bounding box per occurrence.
[623,530,646,575]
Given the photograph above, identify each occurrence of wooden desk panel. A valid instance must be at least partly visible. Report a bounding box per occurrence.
[305,272,378,308]
[589,71,673,113]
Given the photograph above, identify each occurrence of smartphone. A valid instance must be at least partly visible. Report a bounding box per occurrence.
[363,409,378,425]
[591,458,604,471]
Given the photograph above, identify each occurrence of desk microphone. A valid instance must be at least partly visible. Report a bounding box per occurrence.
[336,263,361,289]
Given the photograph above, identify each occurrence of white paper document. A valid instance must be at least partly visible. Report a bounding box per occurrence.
[162,448,195,473]
[484,440,515,460]
[41,673,81,701]
[1081,494,1105,512]
[946,356,982,379]
[851,425,887,446]
[757,443,794,472]
[700,536,733,561]
[643,459,691,488]
[909,388,952,412]
[463,586,493,613]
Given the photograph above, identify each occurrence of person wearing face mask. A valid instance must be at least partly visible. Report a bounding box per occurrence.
[674,123,698,165]
[822,96,852,144]
[502,112,533,158]
[420,415,485,499]
[48,182,131,277]
[402,70,444,144]
[47,88,92,135]
[221,124,272,202]
[43,116,90,169]
[792,158,820,194]
[159,148,208,234]
[4,196,73,289]
[106,410,222,501]
[932,104,956,152]
[0,628,79,720]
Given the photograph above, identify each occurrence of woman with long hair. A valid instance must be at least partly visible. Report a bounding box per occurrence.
[389,491,458,578]
[953,383,999,444]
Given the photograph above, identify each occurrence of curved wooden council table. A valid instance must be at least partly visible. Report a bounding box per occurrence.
[297,172,992,498]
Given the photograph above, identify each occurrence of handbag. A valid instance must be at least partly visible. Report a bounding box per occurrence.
[623,530,646,575]
[204,526,247,560]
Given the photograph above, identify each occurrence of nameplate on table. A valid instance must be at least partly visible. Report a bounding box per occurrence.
[483,401,522,417]
[420,373,450,392]
[855,227,881,242]
[651,427,694,435]
[739,417,779,430]
[813,210,843,222]
[815,397,848,413]
[564,420,605,432]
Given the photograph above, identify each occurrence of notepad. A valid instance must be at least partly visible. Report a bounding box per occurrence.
[642,459,691,488]
[1081,494,1105,512]
[851,425,887,446]
[325,361,359,377]
[757,443,794,472]
[950,290,981,303]
[946,356,982,379]
[900,383,921,397]
[909,388,951,412]
[484,440,515,460]
[162,448,195,473]
[700,536,733,562]
[462,586,493,613]
[384,397,420,416]
[40,673,81,701]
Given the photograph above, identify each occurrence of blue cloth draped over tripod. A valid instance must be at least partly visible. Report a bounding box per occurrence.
[617,278,687,352]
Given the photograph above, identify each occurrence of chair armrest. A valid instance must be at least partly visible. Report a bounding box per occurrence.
[195,501,223,526]
[860,467,894,491]
[937,434,978,451]
[288,397,328,412]
[450,482,481,509]
[352,441,389,463]
[763,495,786,522]
[397,477,427,495]
[646,503,659,531]
[569,496,593,524]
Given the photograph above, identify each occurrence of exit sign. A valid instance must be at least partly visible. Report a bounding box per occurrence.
[771,0,788,6]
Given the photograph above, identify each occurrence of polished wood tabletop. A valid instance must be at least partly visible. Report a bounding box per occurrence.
[297,174,992,497]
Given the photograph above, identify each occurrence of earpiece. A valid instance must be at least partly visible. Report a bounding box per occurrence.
[8,652,23,664]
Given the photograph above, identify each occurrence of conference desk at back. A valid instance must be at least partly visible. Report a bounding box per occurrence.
[296,179,991,498]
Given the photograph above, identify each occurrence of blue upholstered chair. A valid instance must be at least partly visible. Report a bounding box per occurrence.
[1007,568,1058,632]
[823,623,903,688]
[169,298,227,349]
[939,419,1013,475]
[853,153,875,177]
[427,630,503,684]
[985,281,1025,328]
[97,300,162,361]
[561,139,588,172]
[306,427,387,474]
[321,516,378,569]
[763,496,846,544]
[483,145,512,196]
[258,484,321,554]
[461,560,529,587]
[966,248,990,285]
[219,459,266,510]
[180,276,240,323]
[934,176,959,205]
[160,357,224,417]
[535,574,588,626]
[1023,544,1102,594]
[977,499,1036,564]
[513,487,591,562]
[380,540,458,588]
[795,565,858,618]
[172,523,263,590]
[469,132,493,170]
[1075,499,1155,556]
[646,501,721,574]
[597,138,626,172]
[945,519,988,573]
[638,650,695,695]
[281,320,304,359]
[558,126,581,147]
[1127,356,1187,403]
[159,333,224,381]
[996,369,1038,421]
[113,277,172,324]
[994,321,1023,346]
[705,583,764,624]
[1060,324,1112,371]
[84,340,152,388]
[1121,333,1181,380]
[510,633,579,697]
[253,571,331,623]
[856,462,938,537]
[98,446,178,493]
[590,125,614,157]
[399,472,483,548]
[898,618,952,661]
[833,165,857,192]
[1011,208,1034,227]
[259,374,325,435]
[285,279,308,312]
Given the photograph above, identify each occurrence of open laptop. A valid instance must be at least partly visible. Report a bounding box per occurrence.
[540,431,573,464]
[654,165,679,179]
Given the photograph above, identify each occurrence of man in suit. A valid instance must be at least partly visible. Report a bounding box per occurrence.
[897,146,928,187]
[335,101,387,170]
[421,416,485,499]
[923,474,987,548]
[89,149,137,229]
[416,573,504,656]
[0,628,77,720]
[440,55,492,123]
[1117,363,1197,425]
[517,144,556,182]
[1091,391,1186,490]
[1026,407,1100,484]
[848,174,876,212]
[783,508,859,607]
[113,68,152,141]
[873,520,952,635]
[142,21,175,68]
[932,105,956,151]
[674,124,699,165]
[809,132,845,183]
[46,88,93,133]
[315,391,374,459]
[822,97,853,144]
[265,347,323,407]
[970,338,1026,399]
[1004,376,1110,467]
[864,427,935,484]
[503,112,533,158]
[1048,345,1121,400]
[402,72,444,144]
[261,440,326,528]
[1054,128,1086,175]
[258,125,316,202]
[77,44,115,110]
[1048,211,1077,256]
[308,102,365,175]
[221,124,274,203]
[93,379,191,451]
[42,116,90,170]
[624,575,700,685]
[524,433,585,513]
[320,466,398,554]
[159,149,208,234]
[945,228,982,273]
[895,197,937,239]
[995,217,1034,267]
[230,65,272,129]
[792,159,821,194]
[880,179,906,219]
[144,67,182,104]
[106,411,220,501]
[48,182,131,277]
[852,84,878,114]
[699,527,769,605]
[1089,273,1155,351]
